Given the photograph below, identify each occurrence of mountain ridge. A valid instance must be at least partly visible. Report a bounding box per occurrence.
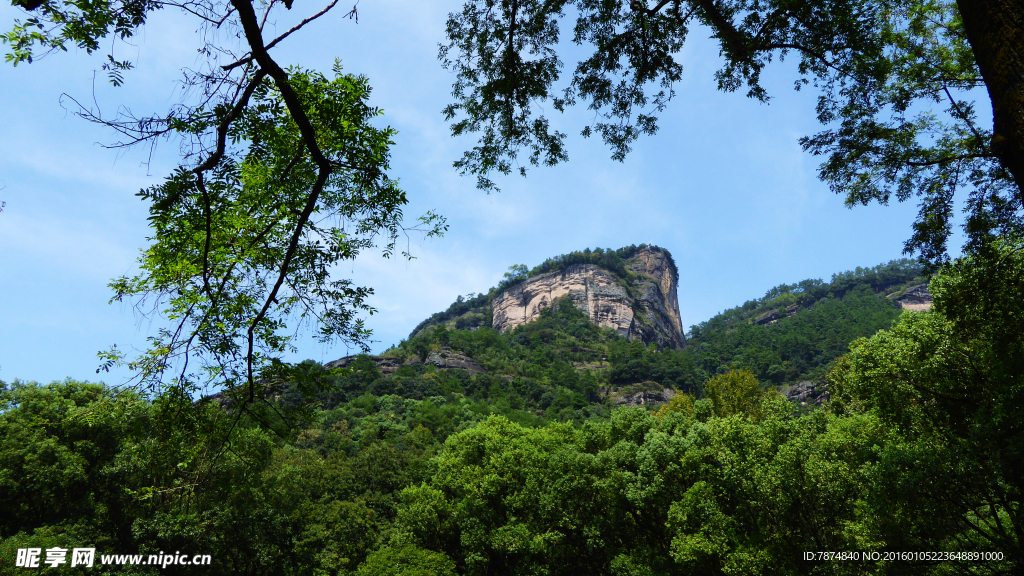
[408,244,684,347]
[332,253,932,415]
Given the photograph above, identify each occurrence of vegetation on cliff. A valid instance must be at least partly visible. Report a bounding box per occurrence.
[513,244,679,286]
[409,244,675,338]
[407,257,925,399]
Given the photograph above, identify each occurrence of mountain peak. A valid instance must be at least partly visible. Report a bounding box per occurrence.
[492,245,685,349]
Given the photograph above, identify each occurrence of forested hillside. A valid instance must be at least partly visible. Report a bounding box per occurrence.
[685,259,927,386]
[395,256,926,412]
[2,245,1020,575]
[5,0,1022,571]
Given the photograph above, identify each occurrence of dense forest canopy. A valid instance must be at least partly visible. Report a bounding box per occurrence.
[2,244,1021,574]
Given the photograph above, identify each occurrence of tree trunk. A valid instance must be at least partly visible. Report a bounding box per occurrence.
[957,0,1024,198]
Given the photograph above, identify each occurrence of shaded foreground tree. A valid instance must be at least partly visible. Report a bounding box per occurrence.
[829,238,1024,567]
[3,0,445,420]
[441,0,1023,262]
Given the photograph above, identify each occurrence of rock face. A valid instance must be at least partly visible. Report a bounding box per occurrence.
[614,387,677,407]
[891,283,933,311]
[627,247,687,349]
[755,304,800,325]
[782,380,830,407]
[325,355,402,375]
[423,347,487,375]
[327,347,487,376]
[491,246,686,349]
[603,381,678,407]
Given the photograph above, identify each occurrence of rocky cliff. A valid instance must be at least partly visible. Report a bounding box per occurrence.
[491,246,686,349]
[327,347,487,376]
[889,283,932,311]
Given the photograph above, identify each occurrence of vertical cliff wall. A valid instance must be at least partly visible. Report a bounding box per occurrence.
[491,247,686,348]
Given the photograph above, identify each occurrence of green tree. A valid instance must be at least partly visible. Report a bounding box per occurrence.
[829,239,1024,568]
[5,0,445,413]
[386,403,901,575]
[440,0,1023,261]
[355,546,458,576]
[0,380,312,575]
[703,369,767,419]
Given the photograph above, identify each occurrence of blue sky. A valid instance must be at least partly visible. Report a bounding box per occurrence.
[0,0,948,384]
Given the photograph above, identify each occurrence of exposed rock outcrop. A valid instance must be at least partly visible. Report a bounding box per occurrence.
[615,388,677,407]
[782,380,830,407]
[627,247,687,349]
[327,347,487,376]
[604,381,677,407]
[755,304,800,325]
[890,283,932,311]
[423,347,487,375]
[325,355,402,375]
[492,264,632,334]
[491,247,686,349]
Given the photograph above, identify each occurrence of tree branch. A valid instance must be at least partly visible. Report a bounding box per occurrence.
[229,0,336,392]
[757,42,839,71]
[221,0,348,71]
[692,0,750,61]
[193,68,267,173]
[906,153,995,167]
[630,0,672,17]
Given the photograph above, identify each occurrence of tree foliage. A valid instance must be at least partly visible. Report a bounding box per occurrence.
[5,0,446,413]
[829,239,1024,566]
[107,65,413,405]
[3,246,1021,573]
[440,0,1024,262]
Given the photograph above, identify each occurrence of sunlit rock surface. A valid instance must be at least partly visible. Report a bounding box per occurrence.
[491,247,686,349]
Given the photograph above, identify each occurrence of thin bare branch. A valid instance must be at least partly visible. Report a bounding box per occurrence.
[221,0,349,71]
[193,68,268,173]
[906,153,994,167]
